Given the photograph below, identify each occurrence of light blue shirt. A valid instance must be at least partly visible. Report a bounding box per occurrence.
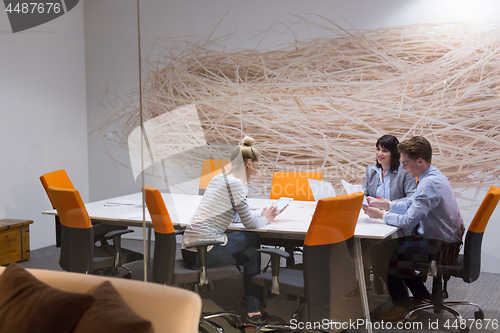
[384,165,464,243]
[374,166,394,200]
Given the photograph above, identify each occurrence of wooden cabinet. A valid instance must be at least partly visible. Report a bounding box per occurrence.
[0,219,33,266]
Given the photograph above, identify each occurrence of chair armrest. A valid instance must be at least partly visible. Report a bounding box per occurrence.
[256,248,289,277]
[412,257,463,280]
[174,229,185,236]
[186,240,225,248]
[256,248,290,258]
[104,229,134,239]
[103,230,135,265]
[186,240,225,268]
[185,240,225,285]
[256,248,290,295]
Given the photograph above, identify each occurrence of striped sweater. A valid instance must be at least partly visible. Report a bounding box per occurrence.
[182,173,268,250]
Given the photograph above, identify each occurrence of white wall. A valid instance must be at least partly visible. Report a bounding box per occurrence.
[0,3,89,250]
[85,0,500,271]
[456,187,500,273]
[84,0,140,201]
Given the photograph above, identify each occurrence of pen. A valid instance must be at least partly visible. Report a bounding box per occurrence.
[366,196,380,205]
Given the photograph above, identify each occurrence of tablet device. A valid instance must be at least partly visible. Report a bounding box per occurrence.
[271,197,293,211]
[307,178,336,203]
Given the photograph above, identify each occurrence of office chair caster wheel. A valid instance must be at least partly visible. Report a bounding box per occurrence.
[124,273,132,279]
[474,310,484,320]
[232,316,245,329]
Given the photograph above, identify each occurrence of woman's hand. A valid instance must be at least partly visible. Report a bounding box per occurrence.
[261,205,288,223]
[366,196,390,210]
[362,205,385,220]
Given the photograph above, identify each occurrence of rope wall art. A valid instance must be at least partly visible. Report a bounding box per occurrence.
[95,20,500,198]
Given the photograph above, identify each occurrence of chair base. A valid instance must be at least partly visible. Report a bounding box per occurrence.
[406,301,484,333]
[255,324,330,333]
[93,244,139,278]
[202,311,244,333]
[201,318,224,333]
[93,265,132,279]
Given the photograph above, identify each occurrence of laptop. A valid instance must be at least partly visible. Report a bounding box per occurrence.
[307,178,337,203]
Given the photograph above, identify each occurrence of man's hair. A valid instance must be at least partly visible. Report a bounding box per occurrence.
[397,136,432,163]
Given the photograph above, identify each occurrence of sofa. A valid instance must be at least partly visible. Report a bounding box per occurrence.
[0,265,202,333]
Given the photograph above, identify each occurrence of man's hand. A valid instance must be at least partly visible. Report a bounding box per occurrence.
[362,205,385,220]
[366,196,390,211]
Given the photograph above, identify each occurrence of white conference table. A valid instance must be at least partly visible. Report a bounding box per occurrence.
[44,192,397,332]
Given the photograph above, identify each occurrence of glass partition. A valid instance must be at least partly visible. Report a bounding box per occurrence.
[85,0,148,279]
[82,0,500,328]
[133,0,500,328]
[5,1,499,327]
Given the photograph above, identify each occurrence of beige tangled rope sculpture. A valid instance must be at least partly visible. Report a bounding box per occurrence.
[95,20,500,198]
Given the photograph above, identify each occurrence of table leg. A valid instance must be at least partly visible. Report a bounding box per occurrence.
[354,238,373,333]
[55,216,61,248]
[285,246,295,266]
[147,227,152,269]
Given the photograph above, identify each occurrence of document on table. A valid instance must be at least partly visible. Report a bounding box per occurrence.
[341,179,368,206]
[104,199,143,207]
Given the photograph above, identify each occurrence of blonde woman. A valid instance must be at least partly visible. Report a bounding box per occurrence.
[182,136,284,325]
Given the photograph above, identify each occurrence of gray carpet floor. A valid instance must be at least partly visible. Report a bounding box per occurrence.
[17,239,500,333]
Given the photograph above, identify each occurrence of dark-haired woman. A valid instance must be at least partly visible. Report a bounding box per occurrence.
[361,134,416,293]
[362,134,416,203]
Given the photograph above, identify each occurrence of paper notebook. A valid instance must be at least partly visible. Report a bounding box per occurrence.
[341,179,368,205]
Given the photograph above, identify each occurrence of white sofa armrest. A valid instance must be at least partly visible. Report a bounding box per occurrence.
[0,266,202,333]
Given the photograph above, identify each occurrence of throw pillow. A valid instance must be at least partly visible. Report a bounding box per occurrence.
[0,263,94,333]
[73,280,154,333]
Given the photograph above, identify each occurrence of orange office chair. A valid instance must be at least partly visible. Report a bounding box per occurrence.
[252,192,364,332]
[268,172,323,267]
[40,170,75,247]
[40,169,126,247]
[406,186,500,331]
[145,186,244,332]
[47,186,142,277]
[199,159,230,195]
[270,171,322,202]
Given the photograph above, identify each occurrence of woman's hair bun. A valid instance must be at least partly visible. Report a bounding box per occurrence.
[241,136,255,147]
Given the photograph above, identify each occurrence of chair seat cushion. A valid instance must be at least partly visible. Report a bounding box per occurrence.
[0,263,94,333]
[94,245,143,270]
[439,254,465,279]
[252,268,305,297]
[119,247,144,264]
[173,260,240,284]
[73,281,153,333]
[92,246,116,270]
